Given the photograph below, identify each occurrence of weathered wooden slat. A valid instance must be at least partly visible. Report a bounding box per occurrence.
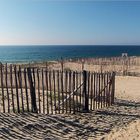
[45,70,49,114]
[76,71,78,112]
[95,73,98,109]
[53,70,56,114]
[10,65,15,113]
[87,72,90,111]
[93,72,96,110]
[100,73,102,108]
[42,69,45,113]
[104,73,107,107]
[103,73,106,108]
[101,73,104,108]
[5,63,10,113]
[18,66,24,112]
[65,71,68,113]
[0,63,5,113]
[57,71,60,114]
[24,68,29,112]
[90,73,93,110]
[105,73,108,107]
[106,73,109,107]
[32,68,36,111]
[111,72,115,104]
[79,72,82,109]
[49,71,53,114]
[61,71,64,113]
[14,65,20,113]
[72,71,75,114]
[108,73,112,106]
[98,73,101,109]
[69,71,72,113]
[37,69,41,113]
[109,73,111,106]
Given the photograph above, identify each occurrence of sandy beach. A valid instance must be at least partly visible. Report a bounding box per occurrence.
[0,66,140,140]
[25,57,140,75]
[1,0,140,139]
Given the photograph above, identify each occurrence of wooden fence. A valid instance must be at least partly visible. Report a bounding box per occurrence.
[0,63,115,114]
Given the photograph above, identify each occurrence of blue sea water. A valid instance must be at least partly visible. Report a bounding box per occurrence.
[0,45,140,63]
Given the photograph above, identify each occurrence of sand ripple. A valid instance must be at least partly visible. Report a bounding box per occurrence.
[0,99,139,139]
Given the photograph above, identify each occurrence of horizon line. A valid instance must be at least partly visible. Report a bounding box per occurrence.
[0,44,140,46]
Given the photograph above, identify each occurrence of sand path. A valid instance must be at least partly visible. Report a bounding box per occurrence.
[103,119,140,140]
[101,76,140,140]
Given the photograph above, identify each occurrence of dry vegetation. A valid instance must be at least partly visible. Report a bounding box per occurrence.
[17,56,140,75]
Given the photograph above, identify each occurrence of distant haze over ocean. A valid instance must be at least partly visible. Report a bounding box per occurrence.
[0,45,140,63]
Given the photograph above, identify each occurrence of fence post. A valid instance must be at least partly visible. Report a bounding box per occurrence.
[83,70,89,112]
[27,67,38,113]
[0,63,5,113]
[60,57,64,72]
[81,59,85,71]
[111,72,115,104]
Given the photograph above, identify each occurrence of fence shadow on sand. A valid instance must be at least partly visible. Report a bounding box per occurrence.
[0,99,140,139]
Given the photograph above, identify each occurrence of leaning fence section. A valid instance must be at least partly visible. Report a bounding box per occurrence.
[0,63,115,114]
[86,71,115,111]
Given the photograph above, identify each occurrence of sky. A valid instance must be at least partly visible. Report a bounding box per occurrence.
[0,0,140,45]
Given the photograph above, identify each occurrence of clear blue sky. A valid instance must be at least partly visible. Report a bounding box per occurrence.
[0,0,140,45]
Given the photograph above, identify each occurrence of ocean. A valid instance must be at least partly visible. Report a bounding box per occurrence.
[0,45,140,63]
